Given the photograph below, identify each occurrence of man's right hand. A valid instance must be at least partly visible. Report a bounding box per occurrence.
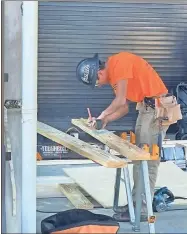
[101,116,109,129]
[87,117,97,128]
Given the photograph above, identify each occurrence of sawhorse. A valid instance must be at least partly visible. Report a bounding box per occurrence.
[113,133,158,233]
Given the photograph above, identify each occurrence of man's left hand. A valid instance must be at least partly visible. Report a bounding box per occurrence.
[101,116,109,129]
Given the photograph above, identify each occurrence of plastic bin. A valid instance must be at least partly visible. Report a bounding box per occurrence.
[175,82,187,140]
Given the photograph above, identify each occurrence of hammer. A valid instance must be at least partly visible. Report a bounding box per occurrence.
[87,108,103,130]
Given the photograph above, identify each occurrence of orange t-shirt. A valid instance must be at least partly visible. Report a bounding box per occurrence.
[107,52,168,102]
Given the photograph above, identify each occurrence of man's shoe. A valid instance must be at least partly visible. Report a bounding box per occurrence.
[113,201,147,214]
[113,210,148,223]
[113,204,129,213]
[113,201,137,213]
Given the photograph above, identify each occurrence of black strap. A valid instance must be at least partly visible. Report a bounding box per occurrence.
[144,97,155,109]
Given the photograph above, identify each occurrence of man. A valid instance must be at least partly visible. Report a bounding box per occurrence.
[76,52,176,222]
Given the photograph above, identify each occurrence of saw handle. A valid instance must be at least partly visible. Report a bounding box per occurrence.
[95,119,103,130]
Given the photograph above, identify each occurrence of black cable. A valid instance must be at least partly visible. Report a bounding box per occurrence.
[37,197,68,213]
[36,207,187,214]
[164,208,187,212]
[37,197,66,199]
[36,209,59,214]
[36,197,102,214]
[174,196,187,200]
[36,196,187,214]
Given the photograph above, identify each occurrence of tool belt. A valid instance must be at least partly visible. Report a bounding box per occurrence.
[138,94,183,126]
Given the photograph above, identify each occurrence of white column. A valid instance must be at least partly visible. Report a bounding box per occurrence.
[22,1,38,232]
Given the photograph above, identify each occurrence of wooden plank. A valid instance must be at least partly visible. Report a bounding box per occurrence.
[64,166,128,208]
[163,140,187,146]
[64,162,187,208]
[37,121,127,168]
[37,176,74,185]
[72,118,151,160]
[64,166,127,208]
[37,183,90,199]
[37,159,94,166]
[59,184,94,209]
[176,143,187,148]
[37,184,63,198]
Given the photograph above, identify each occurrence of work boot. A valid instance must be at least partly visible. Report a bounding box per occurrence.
[113,210,147,223]
[113,201,136,213]
[113,203,148,222]
[113,204,129,213]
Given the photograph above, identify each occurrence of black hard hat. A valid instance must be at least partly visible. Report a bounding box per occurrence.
[76,53,101,88]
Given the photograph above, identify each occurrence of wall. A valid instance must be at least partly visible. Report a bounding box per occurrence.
[37,1,187,135]
[4,1,22,232]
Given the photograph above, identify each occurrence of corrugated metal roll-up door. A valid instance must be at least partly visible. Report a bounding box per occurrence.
[38,1,187,133]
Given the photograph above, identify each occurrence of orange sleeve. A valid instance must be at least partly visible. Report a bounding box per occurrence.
[110,58,133,85]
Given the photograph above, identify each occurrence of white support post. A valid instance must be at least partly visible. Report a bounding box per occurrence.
[21,1,38,233]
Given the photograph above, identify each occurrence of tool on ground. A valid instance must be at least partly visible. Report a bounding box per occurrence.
[87,108,103,130]
[153,187,187,212]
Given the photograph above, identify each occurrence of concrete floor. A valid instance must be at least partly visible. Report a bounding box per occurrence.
[37,197,187,233]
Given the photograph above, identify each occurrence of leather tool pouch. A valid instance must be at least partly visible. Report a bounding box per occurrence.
[155,94,182,125]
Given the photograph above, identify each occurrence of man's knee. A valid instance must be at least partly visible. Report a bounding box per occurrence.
[148,158,160,172]
[147,159,160,187]
[133,162,141,177]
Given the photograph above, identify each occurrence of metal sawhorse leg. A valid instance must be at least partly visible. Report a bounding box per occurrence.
[113,167,135,224]
[132,160,156,233]
[113,145,157,233]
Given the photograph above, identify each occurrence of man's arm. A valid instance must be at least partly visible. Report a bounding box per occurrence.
[97,79,128,119]
[106,103,129,122]
[102,103,129,128]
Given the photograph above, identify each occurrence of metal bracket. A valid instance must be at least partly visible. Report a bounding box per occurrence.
[4,73,8,82]
[6,152,11,161]
[21,2,23,16]
[4,100,22,109]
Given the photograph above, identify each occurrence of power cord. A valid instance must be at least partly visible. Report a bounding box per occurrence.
[37,197,67,214]
[37,209,60,214]
[165,208,187,212]
[36,208,187,214]
[36,197,102,213]
[36,197,187,214]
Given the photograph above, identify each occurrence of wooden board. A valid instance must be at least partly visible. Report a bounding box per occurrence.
[64,162,187,208]
[37,159,94,166]
[72,118,151,160]
[37,184,63,198]
[37,121,127,168]
[64,166,129,208]
[36,176,74,198]
[163,140,187,145]
[59,184,94,209]
[37,176,74,185]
